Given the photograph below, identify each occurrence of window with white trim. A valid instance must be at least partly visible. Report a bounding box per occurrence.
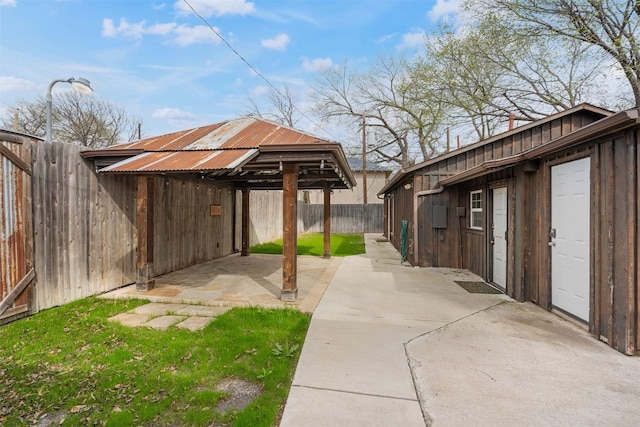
[470,190,483,229]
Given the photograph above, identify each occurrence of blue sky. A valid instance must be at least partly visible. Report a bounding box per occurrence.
[0,0,458,142]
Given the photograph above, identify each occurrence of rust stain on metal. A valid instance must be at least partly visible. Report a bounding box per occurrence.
[1,140,27,305]
[103,149,258,173]
[101,118,330,153]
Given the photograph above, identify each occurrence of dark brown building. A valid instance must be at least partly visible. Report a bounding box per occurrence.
[379,104,640,355]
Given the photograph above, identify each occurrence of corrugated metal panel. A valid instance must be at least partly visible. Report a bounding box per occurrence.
[219,120,322,149]
[106,123,225,151]
[0,140,27,308]
[101,118,329,152]
[101,149,258,173]
[189,118,255,149]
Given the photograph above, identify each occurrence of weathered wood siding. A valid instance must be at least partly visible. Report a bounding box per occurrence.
[30,142,237,312]
[299,204,383,233]
[385,180,414,254]
[153,178,235,276]
[577,132,637,354]
[32,142,137,311]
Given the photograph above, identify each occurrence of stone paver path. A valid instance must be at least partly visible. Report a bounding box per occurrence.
[108,302,231,331]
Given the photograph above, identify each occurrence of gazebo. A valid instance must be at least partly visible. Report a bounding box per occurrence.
[81,117,356,301]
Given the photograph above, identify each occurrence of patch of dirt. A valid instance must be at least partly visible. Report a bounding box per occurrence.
[215,377,263,413]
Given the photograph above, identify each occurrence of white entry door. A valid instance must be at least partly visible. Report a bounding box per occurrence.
[492,187,508,289]
[551,157,590,322]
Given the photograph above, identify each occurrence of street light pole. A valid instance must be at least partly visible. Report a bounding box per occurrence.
[45,77,93,143]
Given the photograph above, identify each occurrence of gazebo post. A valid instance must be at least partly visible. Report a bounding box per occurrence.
[281,163,299,301]
[323,183,331,258]
[136,175,155,291]
[241,187,250,256]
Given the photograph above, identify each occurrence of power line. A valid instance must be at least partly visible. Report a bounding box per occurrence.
[181,0,341,141]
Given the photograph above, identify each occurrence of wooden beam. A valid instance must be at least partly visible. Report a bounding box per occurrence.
[241,188,250,256]
[281,163,299,301]
[323,183,331,258]
[136,175,155,291]
[0,268,34,317]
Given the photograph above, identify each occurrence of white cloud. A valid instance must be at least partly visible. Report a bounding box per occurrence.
[152,107,201,127]
[102,18,149,40]
[0,76,36,92]
[397,29,426,50]
[102,18,219,46]
[172,25,218,45]
[302,57,334,72]
[427,0,462,22]
[261,33,290,51]
[0,0,16,6]
[174,0,255,17]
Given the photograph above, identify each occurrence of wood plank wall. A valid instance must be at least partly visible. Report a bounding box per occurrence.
[32,142,137,311]
[589,129,639,354]
[299,204,383,234]
[31,142,237,312]
[152,177,234,275]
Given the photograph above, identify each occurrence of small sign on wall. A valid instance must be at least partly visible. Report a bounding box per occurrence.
[210,205,222,216]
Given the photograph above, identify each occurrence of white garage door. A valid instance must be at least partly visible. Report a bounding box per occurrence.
[550,157,590,322]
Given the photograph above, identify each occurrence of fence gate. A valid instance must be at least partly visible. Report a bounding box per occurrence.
[0,135,35,323]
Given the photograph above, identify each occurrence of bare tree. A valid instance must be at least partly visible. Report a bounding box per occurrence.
[470,0,640,105]
[312,57,449,168]
[246,85,301,127]
[412,15,613,140]
[2,91,142,148]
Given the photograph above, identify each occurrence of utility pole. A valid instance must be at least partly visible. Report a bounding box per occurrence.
[362,113,368,204]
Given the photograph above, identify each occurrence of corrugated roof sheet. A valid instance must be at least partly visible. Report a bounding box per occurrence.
[102,149,258,173]
[104,117,328,152]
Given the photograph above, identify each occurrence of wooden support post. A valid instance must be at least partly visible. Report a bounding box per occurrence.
[241,187,250,256]
[136,175,155,291]
[323,183,331,258]
[281,163,299,301]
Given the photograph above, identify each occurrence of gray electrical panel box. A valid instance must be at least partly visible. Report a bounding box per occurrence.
[432,205,447,229]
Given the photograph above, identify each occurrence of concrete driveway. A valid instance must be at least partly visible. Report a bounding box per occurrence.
[280,234,640,426]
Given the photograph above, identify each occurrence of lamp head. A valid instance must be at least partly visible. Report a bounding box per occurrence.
[70,77,93,94]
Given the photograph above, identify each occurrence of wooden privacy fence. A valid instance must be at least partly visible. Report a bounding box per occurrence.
[299,203,383,234]
[31,141,138,311]
[244,192,383,245]
[0,134,35,323]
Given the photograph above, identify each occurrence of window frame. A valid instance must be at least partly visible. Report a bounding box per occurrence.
[469,190,483,230]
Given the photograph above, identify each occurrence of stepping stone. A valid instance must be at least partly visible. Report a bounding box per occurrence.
[109,312,149,327]
[144,315,186,330]
[175,316,212,331]
[132,303,188,316]
[176,305,231,317]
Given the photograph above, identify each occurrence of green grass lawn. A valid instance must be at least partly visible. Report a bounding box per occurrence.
[0,298,310,426]
[250,233,365,257]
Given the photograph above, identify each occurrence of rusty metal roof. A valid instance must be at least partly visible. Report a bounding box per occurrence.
[101,149,258,173]
[101,117,326,152]
[81,116,356,190]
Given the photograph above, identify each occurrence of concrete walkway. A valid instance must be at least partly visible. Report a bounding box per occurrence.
[280,234,640,426]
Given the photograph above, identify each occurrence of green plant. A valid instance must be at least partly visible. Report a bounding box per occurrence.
[271,340,300,359]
